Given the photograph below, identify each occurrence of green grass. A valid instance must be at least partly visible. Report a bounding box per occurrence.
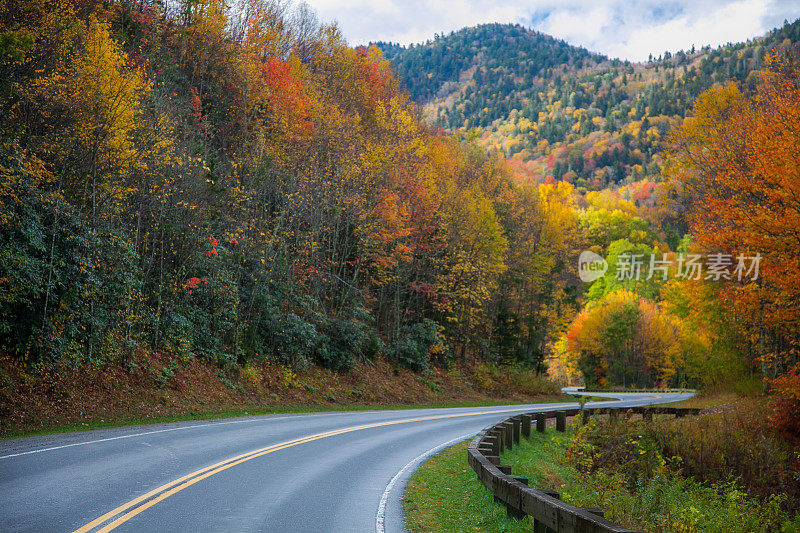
[405,422,800,533]
[1,397,571,440]
[574,395,614,402]
[403,439,535,532]
[503,425,800,533]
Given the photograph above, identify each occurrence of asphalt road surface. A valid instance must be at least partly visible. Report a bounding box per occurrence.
[0,389,693,532]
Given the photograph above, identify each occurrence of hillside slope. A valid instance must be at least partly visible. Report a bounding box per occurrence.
[376,20,800,190]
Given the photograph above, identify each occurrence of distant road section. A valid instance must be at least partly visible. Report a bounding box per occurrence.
[0,390,693,532]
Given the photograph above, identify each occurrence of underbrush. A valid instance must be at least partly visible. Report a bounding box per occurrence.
[641,401,800,510]
[0,354,562,437]
[503,405,800,532]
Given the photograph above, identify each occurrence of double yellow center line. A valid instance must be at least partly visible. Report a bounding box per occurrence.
[73,406,546,532]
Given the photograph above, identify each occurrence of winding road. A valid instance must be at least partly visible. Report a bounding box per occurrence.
[0,389,693,532]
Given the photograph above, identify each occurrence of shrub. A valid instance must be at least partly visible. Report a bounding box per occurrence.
[769,365,800,444]
[569,417,668,485]
[160,310,193,359]
[240,364,261,385]
[0,156,143,366]
[181,263,240,366]
[389,319,443,372]
[361,329,385,361]
[313,318,363,372]
[471,363,493,392]
[245,294,316,370]
[504,364,562,396]
[270,313,316,370]
[577,401,800,514]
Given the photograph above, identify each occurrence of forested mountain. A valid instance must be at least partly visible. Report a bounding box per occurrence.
[374,24,603,107]
[376,20,800,192]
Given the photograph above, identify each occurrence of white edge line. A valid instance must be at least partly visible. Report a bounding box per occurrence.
[0,417,298,460]
[2,408,425,460]
[376,432,474,533]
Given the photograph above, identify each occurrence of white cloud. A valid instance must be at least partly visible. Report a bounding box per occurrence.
[536,5,613,44]
[301,0,800,61]
[607,0,771,60]
[538,0,782,61]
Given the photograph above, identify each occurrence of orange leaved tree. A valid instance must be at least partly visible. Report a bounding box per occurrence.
[669,52,800,431]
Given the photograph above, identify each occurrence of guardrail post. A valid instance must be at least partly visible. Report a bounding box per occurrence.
[521,414,531,438]
[507,475,528,520]
[584,507,605,518]
[534,519,555,532]
[536,413,546,433]
[581,408,590,425]
[534,516,556,531]
[506,503,525,520]
[483,435,499,455]
[492,426,506,455]
[534,490,560,533]
[478,445,494,455]
[504,422,514,450]
[512,417,521,444]
[556,411,566,432]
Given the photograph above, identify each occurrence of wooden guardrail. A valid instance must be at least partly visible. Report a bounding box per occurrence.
[466,406,701,533]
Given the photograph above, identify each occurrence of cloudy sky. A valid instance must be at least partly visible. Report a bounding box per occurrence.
[303,0,800,61]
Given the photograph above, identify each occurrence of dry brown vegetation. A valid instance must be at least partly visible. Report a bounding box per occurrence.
[0,353,562,437]
[577,400,800,514]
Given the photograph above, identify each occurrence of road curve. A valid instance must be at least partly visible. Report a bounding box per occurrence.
[0,390,692,533]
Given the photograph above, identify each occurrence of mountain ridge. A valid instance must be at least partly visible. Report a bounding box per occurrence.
[374,20,800,190]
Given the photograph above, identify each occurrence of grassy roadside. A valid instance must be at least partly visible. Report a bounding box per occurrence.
[405,407,800,533]
[576,395,614,402]
[660,391,744,409]
[0,354,567,438]
[403,439,535,532]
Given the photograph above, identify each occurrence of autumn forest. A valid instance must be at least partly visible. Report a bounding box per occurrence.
[0,0,799,442]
